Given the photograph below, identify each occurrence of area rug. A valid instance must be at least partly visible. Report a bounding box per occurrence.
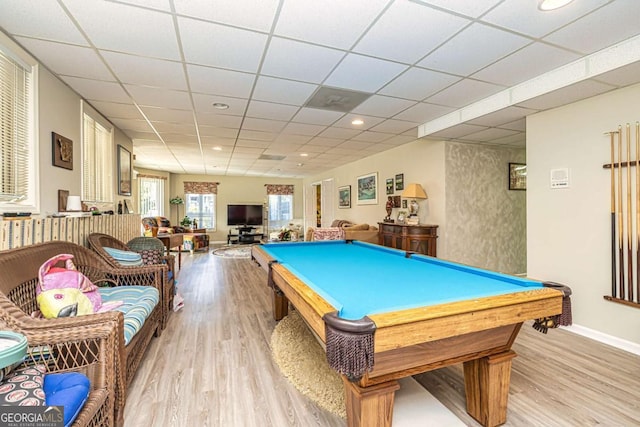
[270,310,346,419]
[211,245,253,258]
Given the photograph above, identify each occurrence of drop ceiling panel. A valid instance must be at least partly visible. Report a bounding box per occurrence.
[178,17,267,72]
[261,37,344,83]
[245,101,300,121]
[101,51,187,90]
[274,0,390,50]
[242,117,288,133]
[173,0,279,32]
[350,131,393,143]
[187,64,256,98]
[0,0,87,44]
[353,0,469,64]
[237,129,277,141]
[61,76,130,103]
[124,85,192,109]
[427,123,488,139]
[472,42,581,87]
[418,23,531,76]
[332,114,385,130]
[425,78,506,108]
[393,102,454,123]
[325,54,408,93]
[16,38,112,80]
[351,95,416,117]
[543,1,640,54]
[117,0,171,12]
[461,127,520,142]
[370,119,418,134]
[467,106,538,127]
[89,101,141,119]
[291,108,345,126]
[482,0,609,38]
[415,0,502,18]
[379,67,461,101]
[252,76,318,105]
[196,113,243,128]
[281,123,326,136]
[63,0,181,60]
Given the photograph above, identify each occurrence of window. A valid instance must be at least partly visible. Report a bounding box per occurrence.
[139,176,164,217]
[82,103,113,203]
[0,38,37,211]
[268,195,293,229]
[185,193,215,230]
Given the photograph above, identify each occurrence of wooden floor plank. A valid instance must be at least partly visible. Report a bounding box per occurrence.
[124,252,640,426]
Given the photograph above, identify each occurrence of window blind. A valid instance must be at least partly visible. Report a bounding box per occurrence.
[82,111,113,203]
[0,49,31,202]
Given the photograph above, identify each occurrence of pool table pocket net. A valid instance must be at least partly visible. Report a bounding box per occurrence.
[323,311,376,380]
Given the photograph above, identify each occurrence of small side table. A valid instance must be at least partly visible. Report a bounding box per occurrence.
[157,233,184,269]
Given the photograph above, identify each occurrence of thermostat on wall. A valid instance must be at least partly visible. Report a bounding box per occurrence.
[550,168,570,189]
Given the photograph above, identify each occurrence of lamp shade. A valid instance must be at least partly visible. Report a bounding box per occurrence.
[401,183,427,199]
[66,196,82,211]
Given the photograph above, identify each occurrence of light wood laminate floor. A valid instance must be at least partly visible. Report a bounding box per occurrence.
[124,252,640,426]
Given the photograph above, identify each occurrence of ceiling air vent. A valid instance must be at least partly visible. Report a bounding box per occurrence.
[259,154,286,161]
[304,86,372,112]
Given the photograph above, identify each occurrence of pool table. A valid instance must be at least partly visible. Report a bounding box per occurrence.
[252,240,564,427]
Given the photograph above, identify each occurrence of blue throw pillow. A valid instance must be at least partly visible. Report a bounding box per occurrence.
[44,372,90,427]
[103,247,143,266]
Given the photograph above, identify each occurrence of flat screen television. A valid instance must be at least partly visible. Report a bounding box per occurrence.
[227,204,263,226]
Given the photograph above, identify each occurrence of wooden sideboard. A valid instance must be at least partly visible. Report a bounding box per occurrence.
[377,222,438,257]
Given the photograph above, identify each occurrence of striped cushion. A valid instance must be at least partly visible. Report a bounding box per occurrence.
[98,287,159,345]
[103,247,143,267]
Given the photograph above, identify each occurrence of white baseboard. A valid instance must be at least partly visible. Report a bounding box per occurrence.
[563,324,640,356]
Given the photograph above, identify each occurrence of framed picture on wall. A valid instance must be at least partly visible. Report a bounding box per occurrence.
[118,145,132,196]
[509,163,526,190]
[338,185,351,209]
[357,172,378,205]
[386,178,394,195]
[395,173,404,191]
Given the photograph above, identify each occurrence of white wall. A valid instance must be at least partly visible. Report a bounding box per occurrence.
[527,82,640,345]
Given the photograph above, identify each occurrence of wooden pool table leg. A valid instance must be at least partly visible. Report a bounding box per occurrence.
[463,350,517,427]
[342,376,400,427]
[272,288,289,321]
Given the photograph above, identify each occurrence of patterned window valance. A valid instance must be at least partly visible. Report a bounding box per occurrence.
[184,181,219,194]
[265,184,294,195]
[137,174,167,180]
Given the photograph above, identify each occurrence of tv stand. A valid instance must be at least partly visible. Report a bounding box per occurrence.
[227,226,264,245]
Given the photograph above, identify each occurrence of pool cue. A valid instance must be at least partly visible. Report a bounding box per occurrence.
[618,126,625,300]
[628,123,633,302]
[608,131,617,298]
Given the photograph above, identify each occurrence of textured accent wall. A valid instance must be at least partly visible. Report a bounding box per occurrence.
[0,214,141,250]
[445,142,526,274]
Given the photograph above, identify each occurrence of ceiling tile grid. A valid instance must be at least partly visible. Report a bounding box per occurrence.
[0,0,638,176]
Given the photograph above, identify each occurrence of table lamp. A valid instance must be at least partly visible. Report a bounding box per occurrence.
[401,183,427,218]
[66,196,82,212]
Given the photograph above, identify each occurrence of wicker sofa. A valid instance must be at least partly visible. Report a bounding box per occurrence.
[0,320,117,426]
[87,233,175,330]
[0,241,164,427]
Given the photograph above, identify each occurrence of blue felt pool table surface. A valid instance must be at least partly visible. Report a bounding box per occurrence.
[260,240,543,320]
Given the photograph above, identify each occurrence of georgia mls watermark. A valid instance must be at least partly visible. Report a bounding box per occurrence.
[0,406,64,427]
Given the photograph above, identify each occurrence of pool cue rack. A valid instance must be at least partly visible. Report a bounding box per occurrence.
[602,122,640,309]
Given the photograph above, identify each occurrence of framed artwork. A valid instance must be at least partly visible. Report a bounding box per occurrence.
[396,211,407,224]
[386,178,394,195]
[338,185,351,209]
[52,132,73,170]
[118,145,132,196]
[395,173,404,191]
[402,199,407,209]
[392,195,401,208]
[357,172,378,205]
[509,163,527,190]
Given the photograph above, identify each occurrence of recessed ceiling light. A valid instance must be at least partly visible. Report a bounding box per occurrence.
[300,153,308,157]
[351,119,364,126]
[212,102,229,110]
[538,0,574,11]
[297,163,304,167]
[212,146,222,151]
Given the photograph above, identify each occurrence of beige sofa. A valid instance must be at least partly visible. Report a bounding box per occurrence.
[305,220,379,244]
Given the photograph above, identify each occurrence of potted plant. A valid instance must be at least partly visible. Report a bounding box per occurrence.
[180,216,193,228]
[170,196,184,222]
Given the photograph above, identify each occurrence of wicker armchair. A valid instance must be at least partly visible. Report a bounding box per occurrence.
[0,241,163,427]
[87,233,175,329]
[0,323,118,426]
